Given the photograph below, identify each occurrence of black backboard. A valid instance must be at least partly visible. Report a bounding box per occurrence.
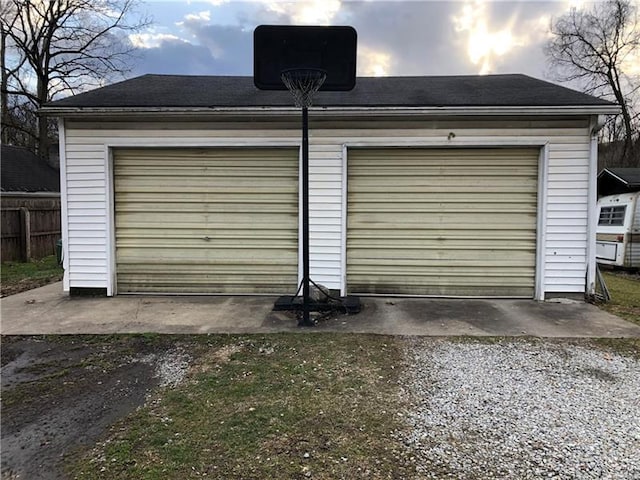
[254,25,357,91]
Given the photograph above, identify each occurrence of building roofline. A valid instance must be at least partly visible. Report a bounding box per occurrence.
[599,167,640,187]
[40,104,621,118]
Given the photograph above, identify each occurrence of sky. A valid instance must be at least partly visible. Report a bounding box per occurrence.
[126,0,598,83]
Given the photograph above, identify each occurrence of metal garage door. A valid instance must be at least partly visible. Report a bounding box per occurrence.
[114,148,299,294]
[347,148,538,296]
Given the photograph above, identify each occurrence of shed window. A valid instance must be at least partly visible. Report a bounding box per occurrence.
[598,206,626,226]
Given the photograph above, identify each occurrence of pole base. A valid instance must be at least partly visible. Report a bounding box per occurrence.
[273,295,361,316]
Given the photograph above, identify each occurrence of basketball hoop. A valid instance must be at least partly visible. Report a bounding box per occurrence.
[254,25,359,326]
[280,68,327,108]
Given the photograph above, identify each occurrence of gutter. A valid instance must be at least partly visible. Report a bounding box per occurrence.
[39,104,621,118]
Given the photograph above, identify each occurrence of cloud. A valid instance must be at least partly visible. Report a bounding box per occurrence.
[452,1,527,75]
[341,1,470,76]
[177,9,253,65]
[131,38,220,75]
[358,46,392,77]
[129,0,583,83]
[183,10,211,23]
[261,0,342,25]
[129,7,253,77]
[129,32,187,49]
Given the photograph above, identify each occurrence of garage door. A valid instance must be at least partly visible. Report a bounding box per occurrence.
[347,148,538,296]
[114,148,299,294]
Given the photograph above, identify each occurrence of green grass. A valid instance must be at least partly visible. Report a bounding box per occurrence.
[1,255,63,295]
[600,272,640,325]
[67,334,414,480]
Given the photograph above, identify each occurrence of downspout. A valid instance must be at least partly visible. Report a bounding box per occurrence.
[586,115,605,296]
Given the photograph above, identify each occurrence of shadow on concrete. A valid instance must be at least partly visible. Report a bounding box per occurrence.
[2,283,640,338]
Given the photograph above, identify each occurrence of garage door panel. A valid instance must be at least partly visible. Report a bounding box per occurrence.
[349,277,535,297]
[117,246,296,259]
[348,215,536,227]
[348,239,535,250]
[116,184,296,194]
[347,252,536,264]
[349,203,537,214]
[349,181,538,192]
[347,148,538,296]
[116,216,297,228]
[349,193,537,203]
[114,148,298,294]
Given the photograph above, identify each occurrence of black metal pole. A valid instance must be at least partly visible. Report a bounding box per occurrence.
[300,106,312,326]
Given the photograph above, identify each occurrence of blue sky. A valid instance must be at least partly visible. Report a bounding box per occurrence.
[126,0,590,81]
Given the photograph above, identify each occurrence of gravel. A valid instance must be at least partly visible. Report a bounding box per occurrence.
[400,339,640,479]
[139,349,191,388]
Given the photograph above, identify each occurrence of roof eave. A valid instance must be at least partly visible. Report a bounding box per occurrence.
[601,168,631,186]
[39,104,621,118]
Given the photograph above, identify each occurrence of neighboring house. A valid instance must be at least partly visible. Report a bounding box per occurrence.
[40,74,619,300]
[1,145,61,261]
[1,145,60,198]
[597,168,640,197]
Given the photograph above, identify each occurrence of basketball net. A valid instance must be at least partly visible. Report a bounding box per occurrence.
[280,68,327,108]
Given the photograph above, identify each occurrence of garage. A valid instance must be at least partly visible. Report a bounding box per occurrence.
[346,147,539,297]
[43,74,618,299]
[113,147,299,294]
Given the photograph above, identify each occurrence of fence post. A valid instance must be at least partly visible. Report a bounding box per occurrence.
[20,207,31,262]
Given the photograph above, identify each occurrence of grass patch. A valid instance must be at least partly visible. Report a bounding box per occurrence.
[591,338,640,359]
[1,255,63,296]
[599,272,640,325]
[67,333,414,480]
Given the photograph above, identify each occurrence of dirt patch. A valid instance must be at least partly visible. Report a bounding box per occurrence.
[0,335,193,480]
[1,334,411,480]
[190,342,244,374]
[0,274,63,298]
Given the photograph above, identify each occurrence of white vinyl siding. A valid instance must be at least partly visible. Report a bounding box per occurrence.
[114,148,298,294]
[64,139,109,288]
[62,117,590,296]
[629,197,640,268]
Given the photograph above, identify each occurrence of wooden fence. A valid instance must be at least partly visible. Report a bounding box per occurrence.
[1,206,61,262]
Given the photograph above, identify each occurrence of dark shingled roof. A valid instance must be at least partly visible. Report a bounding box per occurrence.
[1,145,60,193]
[604,168,640,187]
[597,168,640,196]
[44,74,614,109]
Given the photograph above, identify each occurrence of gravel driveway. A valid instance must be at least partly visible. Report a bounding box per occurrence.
[401,339,640,479]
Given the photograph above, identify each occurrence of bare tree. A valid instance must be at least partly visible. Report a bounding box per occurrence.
[1,0,150,157]
[546,0,640,166]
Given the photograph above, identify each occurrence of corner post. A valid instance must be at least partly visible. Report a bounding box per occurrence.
[586,115,601,296]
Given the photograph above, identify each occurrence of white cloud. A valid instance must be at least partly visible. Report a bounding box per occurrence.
[452,0,528,75]
[262,0,342,25]
[358,46,392,77]
[184,10,211,23]
[129,32,186,49]
[186,0,228,5]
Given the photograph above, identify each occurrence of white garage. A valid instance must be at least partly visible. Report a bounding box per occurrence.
[41,74,619,300]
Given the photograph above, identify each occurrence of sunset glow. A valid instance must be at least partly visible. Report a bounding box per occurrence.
[453,0,524,75]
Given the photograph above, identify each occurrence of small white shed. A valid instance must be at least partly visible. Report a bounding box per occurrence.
[41,74,619,300]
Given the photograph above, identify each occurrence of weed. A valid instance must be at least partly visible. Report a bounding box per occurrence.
[599,272,640,325]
